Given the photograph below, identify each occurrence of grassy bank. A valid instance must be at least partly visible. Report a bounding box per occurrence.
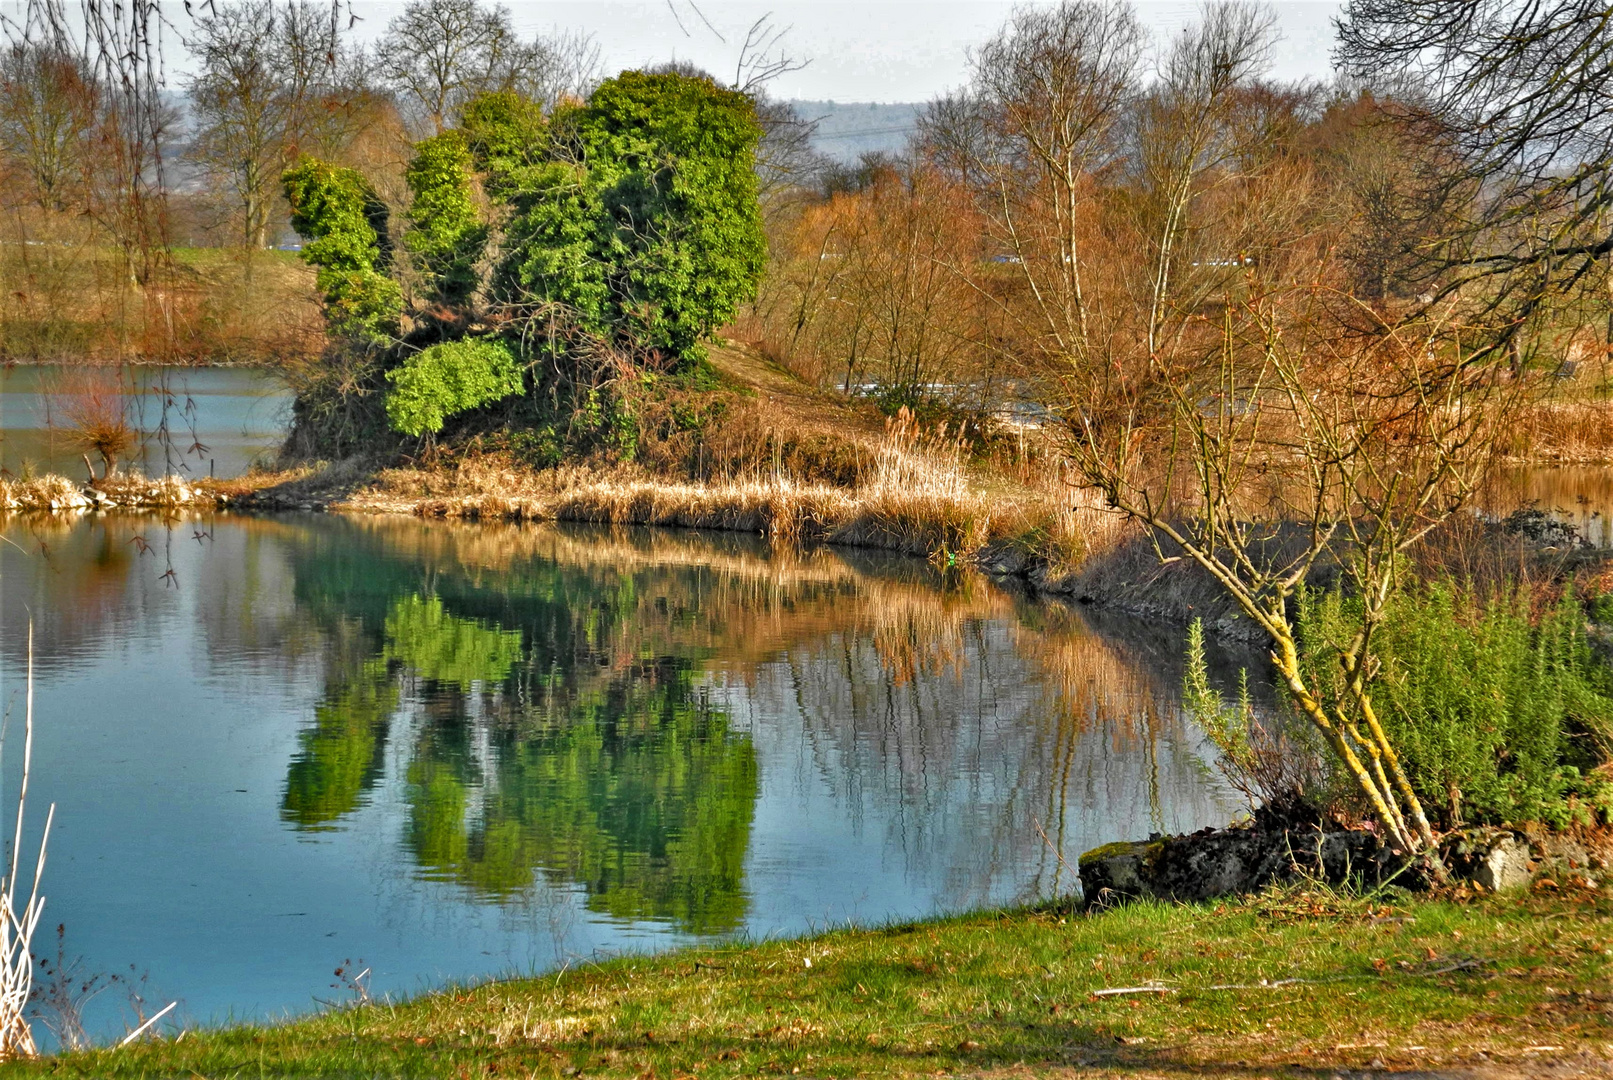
[3,886,1610,1078]
[0,236,324,364]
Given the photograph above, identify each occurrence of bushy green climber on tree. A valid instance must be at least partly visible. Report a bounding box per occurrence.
[282,68,766,439]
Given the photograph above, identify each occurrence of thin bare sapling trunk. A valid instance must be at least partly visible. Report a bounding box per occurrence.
[1070,291,1510,863]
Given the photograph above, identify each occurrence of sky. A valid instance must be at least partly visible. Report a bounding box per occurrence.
[339,1,1346,103]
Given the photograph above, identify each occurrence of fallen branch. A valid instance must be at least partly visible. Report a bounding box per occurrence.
[1205,977,1332,990]
[1201,957,1490,991]
[118,1001,176,1047]
[1091,985,1173,997]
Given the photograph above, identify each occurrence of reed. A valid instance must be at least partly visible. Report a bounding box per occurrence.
[1506,399,1613,462]
[0,473,200,512]
[0,624,55,1059]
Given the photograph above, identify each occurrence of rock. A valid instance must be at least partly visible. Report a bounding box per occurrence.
[1077,825,1393,907]
[975,540,1029,577]
[1443,828,1535,892]
[1028,561,1080,594]
[1475,834,1532,892]
[1078,840,1161,904]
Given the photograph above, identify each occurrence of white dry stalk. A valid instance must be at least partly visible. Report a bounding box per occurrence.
[0,623,54,1058]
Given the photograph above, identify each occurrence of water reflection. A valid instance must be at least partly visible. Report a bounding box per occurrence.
[1485,466,1613,548]
[0,512,1235,1035]
[262,518,1227,921]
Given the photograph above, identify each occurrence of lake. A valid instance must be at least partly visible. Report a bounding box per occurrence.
[0,365,292,480]
[0,512,1237,1044]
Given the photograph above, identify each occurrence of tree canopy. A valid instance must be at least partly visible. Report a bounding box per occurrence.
[283,67,767,439]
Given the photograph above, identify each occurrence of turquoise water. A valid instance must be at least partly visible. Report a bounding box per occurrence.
[0,513,1235,1044]
[0,365,291,480]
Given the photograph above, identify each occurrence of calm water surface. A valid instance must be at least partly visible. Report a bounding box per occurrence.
[0,365,291,479]
[0,513,1236,1042]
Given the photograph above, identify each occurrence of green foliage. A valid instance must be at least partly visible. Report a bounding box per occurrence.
[282,158,402,343]
[282,75,766,454]
[281,659,396,830]
[1183,619,1327,809]
[404,674,757,931]
[1298,583,1613,829]
[384,337,525,436]
[282,536,761,932]
[1184,621,1260,794]
[460,90,550,198]
[498,71,766,365]
[384,595,524,685]
[404,131,488,305]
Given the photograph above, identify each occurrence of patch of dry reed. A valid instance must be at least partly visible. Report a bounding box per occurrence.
[1507,400,1613,462]
[359,408,1064,562]
[0,472,200,511]
[404,477,1000,559]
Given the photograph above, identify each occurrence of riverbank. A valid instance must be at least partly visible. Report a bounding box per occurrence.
[3,885,1609,1078]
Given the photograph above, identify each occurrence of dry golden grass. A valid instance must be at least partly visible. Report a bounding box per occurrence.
[1507,399,1613,462]
[0,471,203,511]
[0,216,324,364]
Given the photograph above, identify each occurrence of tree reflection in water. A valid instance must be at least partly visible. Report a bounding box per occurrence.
[261,518,1234,935]
[278,535,762,934]
[0,514,1229,937]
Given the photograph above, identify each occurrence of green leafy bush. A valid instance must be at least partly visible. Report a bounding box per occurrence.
[496,71,766,365]
[1298,583,1613,829]
[385,337,524,436]
[1183,619,1329,810]
[404,131,488,305]
[460,90,550,199]
[282,159,402,343]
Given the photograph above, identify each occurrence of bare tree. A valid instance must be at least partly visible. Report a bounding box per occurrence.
[377,0,599,134]
[1336,0,1613,349]
[185,2,294,250]
[732,14,807,96]
[0,43,95,213]
[935,1,1147,374]
[511,28,601,112]
[5,0,177,290]
[912,0,1525,864]
[185,1,360,250]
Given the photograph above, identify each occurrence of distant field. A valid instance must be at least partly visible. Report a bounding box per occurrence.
[0,239,322,365]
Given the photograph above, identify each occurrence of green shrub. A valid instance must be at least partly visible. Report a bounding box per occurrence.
[282,158,402,343]
[460,90,550,199]
[385,337,525,436]
[404,131,488,305]
[1183,619,1330,810]
[1298,583,1613,829]
[495,71,766,366]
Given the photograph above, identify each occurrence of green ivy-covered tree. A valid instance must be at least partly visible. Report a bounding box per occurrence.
[460,90,550,199]
[497,71,767,365]
[404,131,488,306]
[282,159,403,344]
[283,68,767,453]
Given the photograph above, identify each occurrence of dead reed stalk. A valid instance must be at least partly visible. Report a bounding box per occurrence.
[0,623,54,1058]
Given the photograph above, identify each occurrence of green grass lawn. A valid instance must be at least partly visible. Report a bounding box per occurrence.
[7,885,1612,1078]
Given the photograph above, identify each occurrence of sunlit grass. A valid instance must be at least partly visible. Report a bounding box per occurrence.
[7,887,1610,1078]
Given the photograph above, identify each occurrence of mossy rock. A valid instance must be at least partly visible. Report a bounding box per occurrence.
[1077,840,1160,868]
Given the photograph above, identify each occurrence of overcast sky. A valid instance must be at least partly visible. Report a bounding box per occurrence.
[337,1,1344,103]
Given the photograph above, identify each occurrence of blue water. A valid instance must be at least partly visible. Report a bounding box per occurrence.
[0,365,291,480]
[0,512,1236,1046]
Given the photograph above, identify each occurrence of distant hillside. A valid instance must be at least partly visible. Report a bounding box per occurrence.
[790,100,922,163]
